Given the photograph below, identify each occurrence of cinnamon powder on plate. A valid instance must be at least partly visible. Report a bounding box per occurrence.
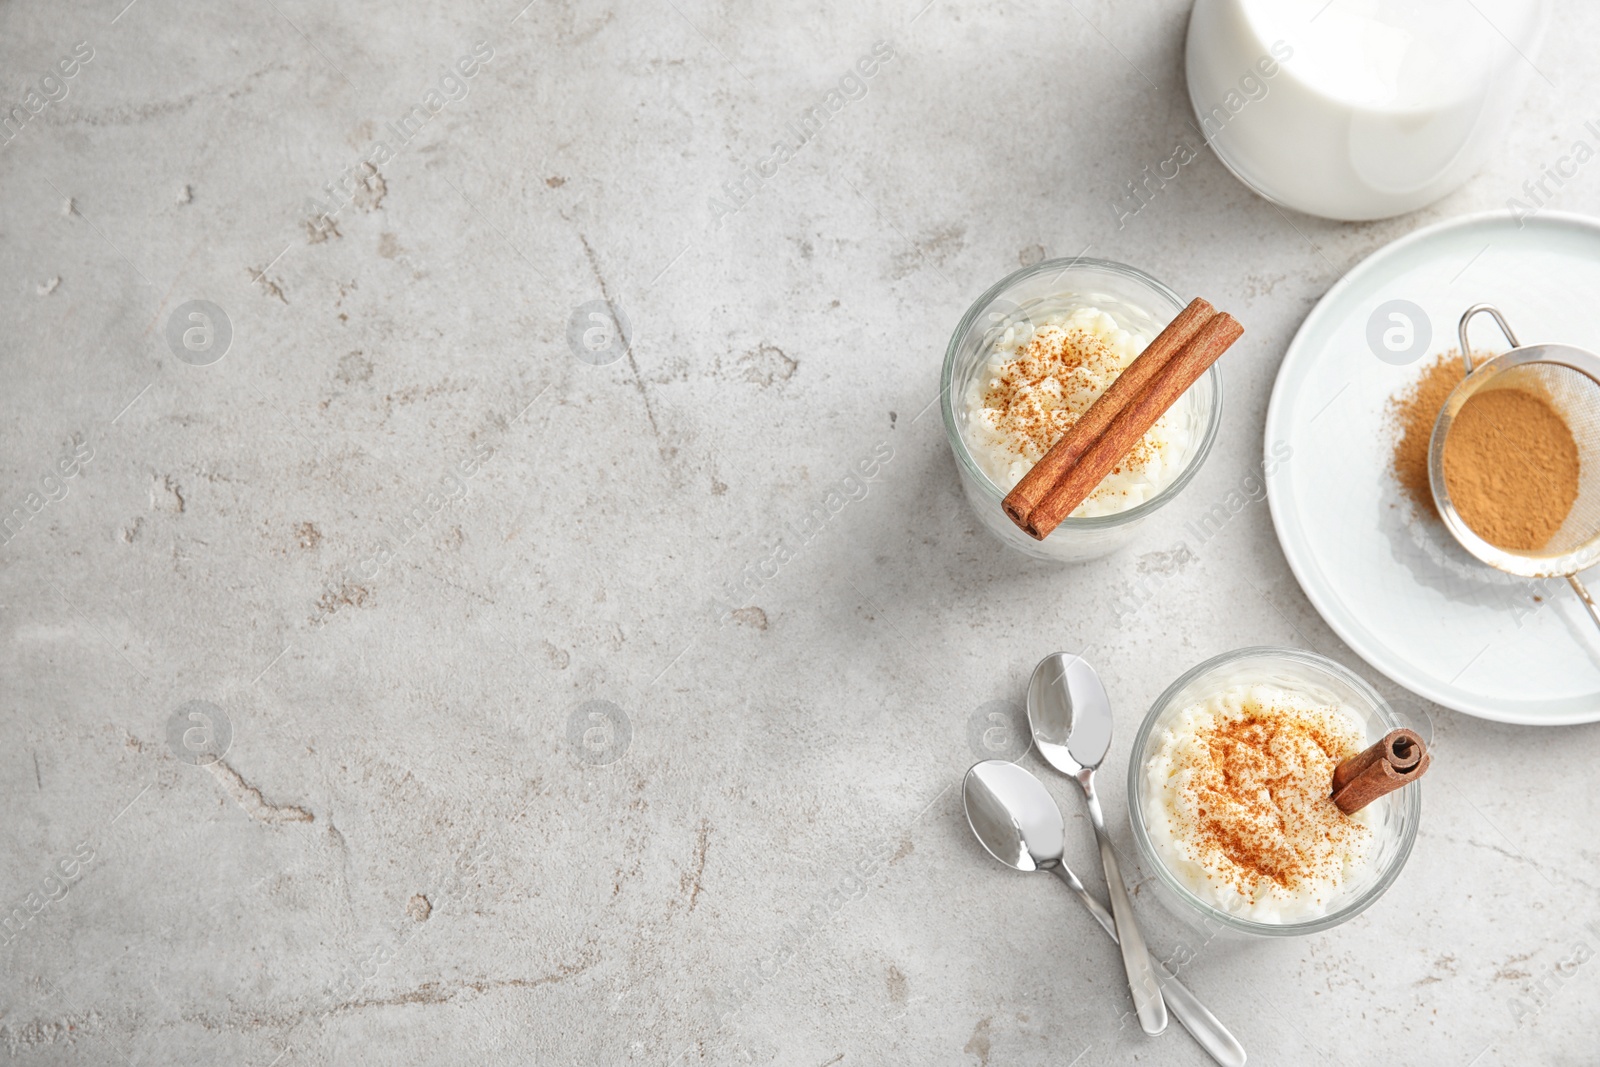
[1388,352,1580,551]
[1388,353,1465,520]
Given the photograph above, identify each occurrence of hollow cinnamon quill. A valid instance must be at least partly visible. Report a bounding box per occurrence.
[1024,312,1244,541]
[1330,728,1430,815]
[1002,297,1214,530]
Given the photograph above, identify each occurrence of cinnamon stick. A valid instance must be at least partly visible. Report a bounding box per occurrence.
[1002,297,1214,530]
[1024,312,1244,540]
[1330,728,1430,815]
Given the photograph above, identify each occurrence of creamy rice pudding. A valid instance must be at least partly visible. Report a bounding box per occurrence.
[1140,682,1378,923]
[963,306,1195,516]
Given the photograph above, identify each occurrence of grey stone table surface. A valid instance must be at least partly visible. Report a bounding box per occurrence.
[3,0,1599,1063]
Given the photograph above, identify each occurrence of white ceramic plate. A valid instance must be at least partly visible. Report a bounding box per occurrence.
[1265,210,1600,725]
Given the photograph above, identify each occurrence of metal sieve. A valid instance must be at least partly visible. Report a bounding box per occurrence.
[1427,304,1600,632]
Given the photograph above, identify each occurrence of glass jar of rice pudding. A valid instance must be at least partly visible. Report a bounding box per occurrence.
[1128,647,1422,938]
[941,258,1222,562]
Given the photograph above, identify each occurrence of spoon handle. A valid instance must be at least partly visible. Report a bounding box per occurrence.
[1080,778,1167,1036]
[1049,866,1246,1067]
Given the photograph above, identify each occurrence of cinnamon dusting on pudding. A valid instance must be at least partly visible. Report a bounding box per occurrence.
[1145,685,1376,918]
[964,305,1189,512]
[983,323,1153,471]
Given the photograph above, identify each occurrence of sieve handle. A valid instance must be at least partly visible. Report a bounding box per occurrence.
[1567,575,1600,636]
[1458,304,1521,374]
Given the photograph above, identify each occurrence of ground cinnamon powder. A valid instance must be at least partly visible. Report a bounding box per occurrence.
[1389,353,1581,550]
[1389,353,1465,520]
[1442,387,1579,551]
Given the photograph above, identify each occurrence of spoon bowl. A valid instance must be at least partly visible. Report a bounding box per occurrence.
[1028,651,1114,777]
[963,760,1066,873]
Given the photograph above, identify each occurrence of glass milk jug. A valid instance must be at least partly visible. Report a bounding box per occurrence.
[1185,0,1547,220]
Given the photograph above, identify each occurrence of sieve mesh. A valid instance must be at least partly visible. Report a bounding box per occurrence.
[1435,358,1600,566]
[1429,305,1600,635]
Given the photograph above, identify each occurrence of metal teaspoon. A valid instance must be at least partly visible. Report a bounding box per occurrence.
[1027,652,1167,1036]
[963,760,1246,1066]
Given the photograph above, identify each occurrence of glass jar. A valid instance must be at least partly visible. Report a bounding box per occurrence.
[941,257,1222,563]
[1185,0,1548,220]
[1128,646,1422,938]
